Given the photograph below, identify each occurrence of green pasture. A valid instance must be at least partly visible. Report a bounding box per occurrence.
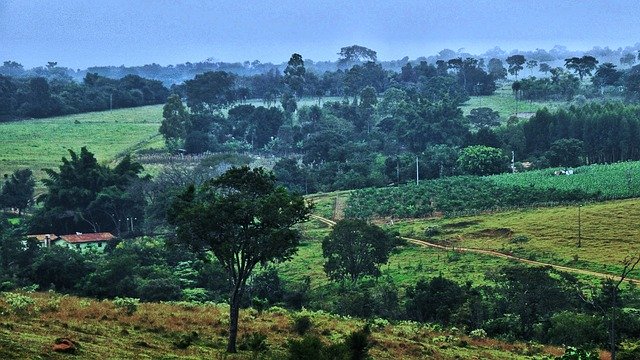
[387,198,640,281]
[461,85,561,119]
[0,105,164,183]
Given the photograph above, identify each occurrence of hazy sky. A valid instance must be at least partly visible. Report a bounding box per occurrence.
[2,0,640,69]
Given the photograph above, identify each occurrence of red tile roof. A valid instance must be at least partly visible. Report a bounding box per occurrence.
[60,233,115,244]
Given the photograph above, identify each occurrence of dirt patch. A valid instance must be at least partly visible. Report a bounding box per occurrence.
[443,220,481,229]
[471,228,513,238]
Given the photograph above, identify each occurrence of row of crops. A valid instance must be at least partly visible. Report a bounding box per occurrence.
[345,161,640,219]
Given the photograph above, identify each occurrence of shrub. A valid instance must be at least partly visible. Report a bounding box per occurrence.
[173,331,199,349]
[618,340,640,360]
[469,328,487,339]
[424,226,442,237]
[113,297,140,316]
[510,235,530,244]
[556,346,598,360]
[293,315,312,336]
[238,332,269,358]
[182,287,210,303]
[3,292,36,316]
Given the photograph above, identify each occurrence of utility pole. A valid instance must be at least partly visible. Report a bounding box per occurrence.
[578,205,582,247]
[396,157,400,185]
[416,156,419,185]
[110,93,113,111]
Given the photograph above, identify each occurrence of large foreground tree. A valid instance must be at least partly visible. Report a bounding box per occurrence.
[167,166,312,352]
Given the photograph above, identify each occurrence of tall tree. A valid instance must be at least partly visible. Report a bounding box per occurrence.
[564,56,599,81]
[487,58,507,80]
[32,147,144,235]
[0,169,35,215]
[337,45,377,68]
[159,94,190,151]
[322,219,401,282]
[506,55,526,80]
[283,53,306,96]
[185,71,236,113]
[167,166,311,353]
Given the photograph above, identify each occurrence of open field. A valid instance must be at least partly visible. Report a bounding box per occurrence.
[0,291,564,360]
[0,105,164,182]
[385,198,640,281]
[461,85,562,119]
[306,191,640,287]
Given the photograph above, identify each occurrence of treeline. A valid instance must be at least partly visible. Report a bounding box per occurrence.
[4,43,640,85]
[515,103,640,164]
[0,72,169,120]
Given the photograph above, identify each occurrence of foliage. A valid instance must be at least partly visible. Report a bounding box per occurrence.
[322,220,401,282]
[167,166,312,352]
[0,73,168,119]
[405,276,468,325]
[293,315,312,336]
[0,168,35,214]
[457,145,508,176]
[555,346,599,360]
[113,296,140,315]
[31,147,145,235]
[185,71,236,113]
[3,292,36,316]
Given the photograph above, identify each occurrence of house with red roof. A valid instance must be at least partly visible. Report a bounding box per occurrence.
[58,232,115,252]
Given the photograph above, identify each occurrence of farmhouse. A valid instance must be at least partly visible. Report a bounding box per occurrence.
[58,232,115,252]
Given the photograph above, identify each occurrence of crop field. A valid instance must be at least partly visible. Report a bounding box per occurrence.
[492,161,640,199]
[346,161,640,220]
[0,105,164,182]
[461,85,561,119]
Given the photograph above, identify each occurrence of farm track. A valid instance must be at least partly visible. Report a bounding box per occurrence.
[310,215,640,285]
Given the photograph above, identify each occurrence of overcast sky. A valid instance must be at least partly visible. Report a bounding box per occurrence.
[2,0,640,69]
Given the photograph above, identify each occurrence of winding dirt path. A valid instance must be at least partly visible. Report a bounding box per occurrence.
[310,215,640,285]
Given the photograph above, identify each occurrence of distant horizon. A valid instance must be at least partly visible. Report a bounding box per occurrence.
[3,0,640,69]
[5,41,640,71]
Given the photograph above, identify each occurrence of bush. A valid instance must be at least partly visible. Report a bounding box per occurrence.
[181,287,210,303]
[556,346,599,360]
[293,316,312,336]
[138,278,182,302]
[510,235,530,244]
[3,292,36,316]
[424,226,442,237]
[238,332,269,357]
[618,340,640,360]
[113,297,140,316]
[469,328,487,339]
[173,331,199,349]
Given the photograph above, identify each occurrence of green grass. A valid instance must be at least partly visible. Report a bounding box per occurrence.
[386,198,640,281]
[0,105,164,183]
[461,85,561,120]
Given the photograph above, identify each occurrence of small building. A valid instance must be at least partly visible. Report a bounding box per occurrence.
[26,234,60,247]
[58,232,115,252]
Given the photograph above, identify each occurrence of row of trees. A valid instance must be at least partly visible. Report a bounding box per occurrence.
[0,73,169,120]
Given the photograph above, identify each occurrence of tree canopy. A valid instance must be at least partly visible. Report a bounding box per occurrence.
[167,166,312,352]
[322,219,401,282]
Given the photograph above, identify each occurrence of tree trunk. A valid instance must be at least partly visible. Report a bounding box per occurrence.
[227,288,241,353]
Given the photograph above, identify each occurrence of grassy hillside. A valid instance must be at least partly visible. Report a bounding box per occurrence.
[386,198,640,281]
[0,291,564,360]
[0,105,164,181]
